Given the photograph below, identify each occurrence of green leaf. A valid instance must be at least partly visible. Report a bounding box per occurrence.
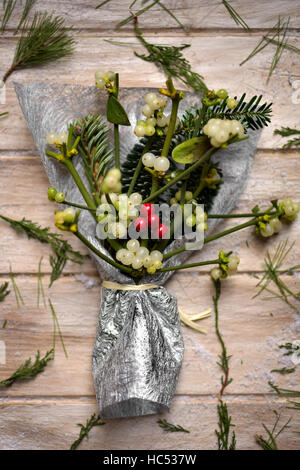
[106,95,130,126]
[171,136,210,164]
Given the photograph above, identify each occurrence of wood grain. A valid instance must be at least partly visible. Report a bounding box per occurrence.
[0,274,299,397]
[0,0,299,450]
[2,0,300,31]
[0,397,298,450]
[0,34,300,150]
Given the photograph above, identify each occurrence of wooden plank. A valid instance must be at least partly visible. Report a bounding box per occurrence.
[1,34,300,150]
[1,154,300,274]
[0,275,299,397]
[2,0,300,31]
[0,396,298,450]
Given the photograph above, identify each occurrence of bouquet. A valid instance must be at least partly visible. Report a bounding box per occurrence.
[14,71,299,419]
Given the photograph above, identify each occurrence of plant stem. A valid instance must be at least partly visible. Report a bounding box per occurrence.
[158,258,219,272]
[63,159,97,212]
[127,136,154,196]
[62,201,96,212]
[193,162,209,198]
[163,218,257,260]
[208,211,278,219]
[150,175,159,201]
[143,147,218,203]
[114,73,120,169]
[75,231,132,275]
[161,93,180,158]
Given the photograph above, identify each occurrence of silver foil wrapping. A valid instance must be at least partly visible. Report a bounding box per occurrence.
[14,82,260,418]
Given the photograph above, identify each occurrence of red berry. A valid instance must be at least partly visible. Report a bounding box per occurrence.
[134,217,148,232]
[153,223,168,239]
[140,203,154,218]
[149,213,160,227]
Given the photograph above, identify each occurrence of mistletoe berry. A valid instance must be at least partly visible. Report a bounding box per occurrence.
[47,187,57,201]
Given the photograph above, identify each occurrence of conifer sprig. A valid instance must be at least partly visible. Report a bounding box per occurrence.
[2,12,75,82]
[1,0,17,33]
[0,214,85,286]
[274,127,300,148]
[134,19,207,92]
[0,349,54,388]
[70,413,105,450]
[0,281,10,301]
[157,418,190,433]
[256,411,291,450]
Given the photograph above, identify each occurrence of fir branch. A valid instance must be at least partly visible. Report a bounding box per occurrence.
[0,281,10,302]
[274,127,300,148]
[157,418,190,433]
[3,12,75,83]
[1,0,17,33]
[254,240,300,312]
[256,411,291,450]
[9,264,24,307]
[0,214,85,286]
[49,299,68,359]
[70,413,105,450]
[134,19,207,92]
[0,349,54,388]
[222,1,250,31]
[271,367,295,375]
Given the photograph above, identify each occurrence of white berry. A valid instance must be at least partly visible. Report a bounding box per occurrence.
[150,250,163,262]
[127,239,140,252]
[142,152,156,168]
[142,104,154,118]
[136,247,149,259]
[129,192,143,205]
[154,156,170,172]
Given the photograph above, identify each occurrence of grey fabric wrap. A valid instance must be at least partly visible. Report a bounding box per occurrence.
[14,82,259,418]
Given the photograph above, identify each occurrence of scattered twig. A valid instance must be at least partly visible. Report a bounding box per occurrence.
[70,413,105,450]
[49,299,68,359]
[157,418,190,433]
[222,1,250,31]
[256,411,291,450]
[0,349,54,388]
[0,281,10,302]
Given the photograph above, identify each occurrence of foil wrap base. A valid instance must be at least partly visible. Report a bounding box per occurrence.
[93,286,183,418]
[14,82,260,418]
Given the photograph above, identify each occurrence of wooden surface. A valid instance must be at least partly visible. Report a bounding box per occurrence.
[0,0,300,450]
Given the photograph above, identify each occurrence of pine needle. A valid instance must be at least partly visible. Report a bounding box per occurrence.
[222,1,250,32]
[15,0,36,34]
[254,240,300,312]
[1,0,17,33]
[116,0,160,29]
[157,1,187,32]
[157,418,190,433]
[37,257,46,308]
[134,19,207,92]
[70,413,105,450]
[49,299,68,359]
[0,349,54,388]
[256,411,291,450]
[267,17,290,83]
[0,214,85,287]
[96,0,111,9]
[3,11,75,82]
[2,319,7,328]
[0,281,10,302]
[9,264,24,307]
[274,127,300,148]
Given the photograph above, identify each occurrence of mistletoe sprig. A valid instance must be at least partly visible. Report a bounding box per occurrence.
[42,71,300,284]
